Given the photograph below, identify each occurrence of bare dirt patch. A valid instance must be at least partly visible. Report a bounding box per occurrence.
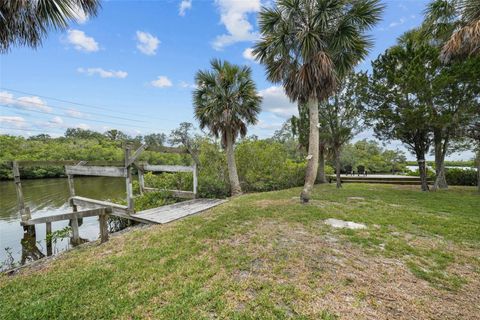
[219,220,480,319]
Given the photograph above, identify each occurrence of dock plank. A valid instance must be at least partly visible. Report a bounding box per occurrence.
[135,198,226,224]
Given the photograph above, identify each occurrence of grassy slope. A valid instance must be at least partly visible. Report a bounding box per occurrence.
[1,184,479,319]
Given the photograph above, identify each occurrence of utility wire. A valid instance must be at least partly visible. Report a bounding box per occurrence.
[4,96,149,123]
[1,87,177,121]
[0,104,154,130]
[0,126,65,134]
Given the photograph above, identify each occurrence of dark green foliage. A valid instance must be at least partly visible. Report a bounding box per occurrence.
[445,168,478,186]
[140,138,307,197]
[0,134,186,180]
[236,139,305,192]
[339,140,407,173]
[193,59,262,147]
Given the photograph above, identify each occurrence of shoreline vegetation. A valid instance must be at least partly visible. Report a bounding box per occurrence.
[1,184,479,319]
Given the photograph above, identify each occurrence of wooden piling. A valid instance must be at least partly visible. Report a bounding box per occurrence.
[98,211,109,243]
[46,222,52,256]
[70,212,80,245]
[193,162,198,198]
[12,161,35,235]
[125,146,134,214]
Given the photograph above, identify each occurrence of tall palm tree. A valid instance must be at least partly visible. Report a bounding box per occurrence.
[253,0,383,202]
[425,0,480,61]
[193,59,262,196]
[1,0,100,53]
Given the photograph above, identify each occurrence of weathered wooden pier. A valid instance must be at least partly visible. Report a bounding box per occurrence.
[10,144,226,248]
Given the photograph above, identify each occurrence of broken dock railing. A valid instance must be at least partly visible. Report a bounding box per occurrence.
[8,144,205,247]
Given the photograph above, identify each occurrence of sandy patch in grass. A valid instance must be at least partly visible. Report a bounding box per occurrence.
[219,220,480,319]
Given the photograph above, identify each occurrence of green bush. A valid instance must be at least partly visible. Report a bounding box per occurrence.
[236,139,305,192]
[445,168,478,186]
[325,165,335,175]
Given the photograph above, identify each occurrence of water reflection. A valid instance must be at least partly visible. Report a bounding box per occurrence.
[0,177,127,271]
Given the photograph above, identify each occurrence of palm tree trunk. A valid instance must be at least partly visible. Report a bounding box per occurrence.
[317,143,326,183]
[300,98,319,203]
[335,146,342,189]
[225,129,242,196]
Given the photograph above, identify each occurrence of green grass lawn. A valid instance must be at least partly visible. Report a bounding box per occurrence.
[1,184,479,320]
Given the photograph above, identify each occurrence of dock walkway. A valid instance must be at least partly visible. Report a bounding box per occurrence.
[135,198,227,224]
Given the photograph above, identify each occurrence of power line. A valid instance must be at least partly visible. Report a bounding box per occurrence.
[4,96,149,123]
[0,126,64,134]
[0,104,154,130]
[1,87,178,121]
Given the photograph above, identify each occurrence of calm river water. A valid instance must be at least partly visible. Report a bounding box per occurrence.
[0,177,126,271]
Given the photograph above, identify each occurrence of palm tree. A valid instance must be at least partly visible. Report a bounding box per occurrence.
[1,0,100,53]
[193,59,262,196]
[253,0,383,202]
[425,0,480,62]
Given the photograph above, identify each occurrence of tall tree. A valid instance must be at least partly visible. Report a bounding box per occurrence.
[465,115,480,192]
[104,129,128,142]
[291,103,328,184]
[169,122,200,166]
[144,133,167,148]
[364,38,434,191]
[193,60,261,196]
[1,0,100,53]
[320,73,364,188]
[253,0,383,202]
[425,0,480,61]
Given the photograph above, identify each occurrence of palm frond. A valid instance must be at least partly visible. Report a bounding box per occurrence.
[0,0,100,53]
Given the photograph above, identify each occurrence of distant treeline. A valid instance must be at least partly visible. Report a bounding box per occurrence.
[405,160,475,167]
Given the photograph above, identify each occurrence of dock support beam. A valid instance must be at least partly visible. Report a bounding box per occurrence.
[125,146,134,214]
[12,161,35,235]
[46,222,52,256]
[193,162,198,198]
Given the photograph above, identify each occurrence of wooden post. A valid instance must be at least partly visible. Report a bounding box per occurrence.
[67,174,78,211]
[12,161,35,235]
[125,146,134,214]
[46,222,52,256]
[138,168,145,195]
[193,162,198,198]
[70,212,80,245]
[98,210,109,243]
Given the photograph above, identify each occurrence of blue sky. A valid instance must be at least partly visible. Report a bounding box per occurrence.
[0,0,472,160]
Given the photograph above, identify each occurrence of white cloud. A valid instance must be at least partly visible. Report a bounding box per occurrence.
[242,47,257,62]
[66,29,99,52]
[76,123,90,130]
[77,67,128,79]
[66,109,84,117]
[179,81,197,89]
[179,0,192,16]
[0,116,27,128]
[254,120,283,130]
[16,96,53,112]
[151,76,173,88]
[389,18,405,28]
[0,91,52,113]
[50,116,64,125]
[258,86,297,118]
[212,0,261,50]
[0,91,15,105]
[136,31,160,55]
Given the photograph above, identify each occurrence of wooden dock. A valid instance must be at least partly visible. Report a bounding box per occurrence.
[134,198,227,224]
